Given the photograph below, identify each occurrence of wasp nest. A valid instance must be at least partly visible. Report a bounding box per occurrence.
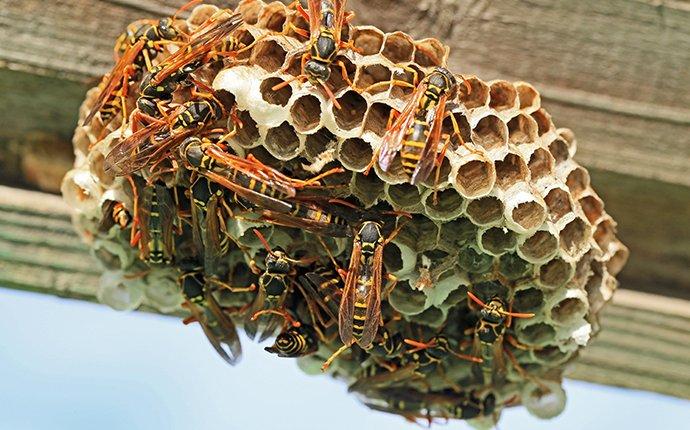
[62,0,628,425]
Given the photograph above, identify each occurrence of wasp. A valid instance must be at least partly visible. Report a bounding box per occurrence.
[365,67,472,187]
[104,83,228,177]
[127,180,177,265]
[273,0,356,108]
[467,290,535,385]
[258,199,352,238]
[321,219,407,370]
[264,323,319,358]
[178,259,251,366]
[297,265,343,338]
[82,1,198,127]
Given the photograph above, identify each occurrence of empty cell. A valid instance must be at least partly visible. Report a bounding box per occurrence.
[260,77,292,106]
[579,194,604,224]
[507,114,539,144]
[264,121,301,159]
[304,128,336,158]
[423,188,464,220]
[400,214,439,251]
[285,10,309,40]
[519,322,556,346]
[420,156,452,189]
[250,39,287,72]
[606,244,629,276]
[89,152,113,186]
[351,27,385,55]
[498,253,531,279]
[471,115,508,150]
[390,66,421,99]
[188,5,219,27]
[284,52,303,76]
[544,187,573,222]
[460,76,490,109]
[237,0,262,24]
[593,217,617,252]
[410,306,445,327]
[528,148,554,181]
[231,110,260,148]
[234,29,257,61]
[548,137,570,164]
[558,128,576,150]
[351,172,384,206]
[454,158,495,198]
[382,31,415,63]
[515,81,540,112]
[480,227,518,255]
[338,138,372,171]
[566,166,590,197]
[386,183,421,208]
[495,153,529,189]
[257,2,287,32]
[414,38,447,67]
[550,297,587,325]
[354,64,392,94]
[512,288,544,313]
[489,80,518,111]
[538,258,574,288]
[534,345,568,364]
[333,90,367,130]
[511,200,546,232]
[290,95,322,132]
[466,196,504,226]
[363,102,392,136]
[457,246,494,273]
[531,108,554,137]
[389,280,427,315]
[383,240,404,273]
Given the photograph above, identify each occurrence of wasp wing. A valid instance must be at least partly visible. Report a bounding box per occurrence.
[307,0,323,37]
[358,246,383,349]
[410,92,449,185]
[338,240,361,346]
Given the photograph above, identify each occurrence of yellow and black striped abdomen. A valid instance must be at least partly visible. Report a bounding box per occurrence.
[399,118,430,174]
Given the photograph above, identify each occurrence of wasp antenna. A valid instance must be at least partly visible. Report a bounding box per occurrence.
[173,0,203,20]
[467,291,488,308]
[501,310,535,319]
[252,228,277,257]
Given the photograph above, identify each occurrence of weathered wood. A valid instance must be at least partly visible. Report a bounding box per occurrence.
[1,185,688,400]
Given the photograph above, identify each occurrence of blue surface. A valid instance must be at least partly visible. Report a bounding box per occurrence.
[0,288,688,430]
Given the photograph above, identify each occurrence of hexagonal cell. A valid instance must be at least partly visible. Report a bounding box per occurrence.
[443,112,471,148]
[236,0,263,25]
[515,81,541,112]
[260,77,293,106]
[544,187,573,222]
[518,322,556,346]
[264,121,301,160]
[519,229,558,263]
[290,94,322,133]
[256,1,288,32]
[363,102,393,137]
[471,115,508,151]
[354,64,392,94]
[466,196,504,226]
[593,217,617,253]
[538,258,575,289]
[250,38,287,72]
[527,148,555,181]
[531,108,554,137]
[550,296,587,326]
[350,172,384,207]
[383,240,404,273]
[333,90,367,130]
[489,80,518,112]
[507,114,539,145]
[522,380,566,419]
[351,26,385,56]
[548,136,570,164]
[389,280,427,315]
[187,4,219,27]
[607,244,629,277]
[495,153,529,189]
[498,253,531,280]
[439,217,477,248]
[228,110,259,148]
[422,187,464,221]
[89,151,114,186]
[398,214,439,252]
[414,38,447,67]
[338,138,373,171]
[304,128,336,159]
[410,306,446,328]
[457,246,494,273]
[565,166,590,198]
[453,157,496,198]
[390,65,420,99]
[579,194,604,224]
[460,76,490,109]
[385,183,421,209]
[381,31,415,63]
[509,198,547,233]
[420,156,452,189]
[558,128,577,151]
[512,288,544,313]
[327,55,357,94]
[533,345,569,366]
[479,227,518,256]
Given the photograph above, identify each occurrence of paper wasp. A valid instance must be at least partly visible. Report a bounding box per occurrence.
[178,258,254,366]
[264,323,319,358]
[83,1,199,127]
[127,180,177,265]
[365,67,472,186]
[273,0,356,108]
[467,290,535,385]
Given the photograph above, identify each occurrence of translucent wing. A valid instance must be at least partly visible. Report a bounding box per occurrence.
[307,0,323,37]
[202,193,222,276]
[410,92,449,185]
[358,246,383,349]
[333,0,349,45]
[154,183,177,261]
[338,240,361,346]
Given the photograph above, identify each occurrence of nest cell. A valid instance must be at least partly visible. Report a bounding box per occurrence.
[439,217,477,248]
[548,136,570,164]
[363,102,392,137]
[494,152,530,189]
[593,216,618,254]
[256,1,288,32]
[460,76,490,109]
[385,182,422,210]
[290,94,322,133]
[260,77,292,106]
[452,156,496,198]
[381,31,415,63]
[337,138,373,171]
[512,287,545,314]
[559,217,591,259]
[413,38,448,67]
[350,172,384,207]
[565,165,591,198]
[515,81,541,113]
[333,90,367,130]
[421,187,464,221]
[354,64,392,94]
[606,244,629,277]
[88,151,115,187]
[538,258,575,289]
[531,108,554,138]
[264,121,302,160]
[231,110,261,148]
[351,26,385,56]
[389,280,428,315]
[508,114,539,145]
[250,38,287,73]
[522,380,567,419]
[549,293,588,326]
[465,195,504,226]
[489,80,518,112]
[471,115,508,151]
[237,0,262,24]
[504,184,547,234]
[304,128,337,159]
[558,128,577,154]
[578,194,605,224]
[479,227,518,256]
[527,147,555,181]
[544,186,573,223]
[457,246,494,273]
[498,253,532,280]
[410,306,446,327]
[390,66,420,99]
[516,321,557,347]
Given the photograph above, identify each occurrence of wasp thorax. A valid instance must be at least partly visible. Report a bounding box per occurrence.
[181,138,204,168]
[305,59,331,84]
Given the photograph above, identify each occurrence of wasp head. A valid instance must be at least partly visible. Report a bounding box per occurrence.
[305,59,331,86]
[157,18,179,41]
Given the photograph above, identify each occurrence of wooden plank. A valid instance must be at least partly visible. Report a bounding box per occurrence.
[1,185,689,400]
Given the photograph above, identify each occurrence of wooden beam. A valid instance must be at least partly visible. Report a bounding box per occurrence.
[1,185,688,399]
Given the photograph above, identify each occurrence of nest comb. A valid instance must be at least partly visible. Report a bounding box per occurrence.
[62,0,629,426]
